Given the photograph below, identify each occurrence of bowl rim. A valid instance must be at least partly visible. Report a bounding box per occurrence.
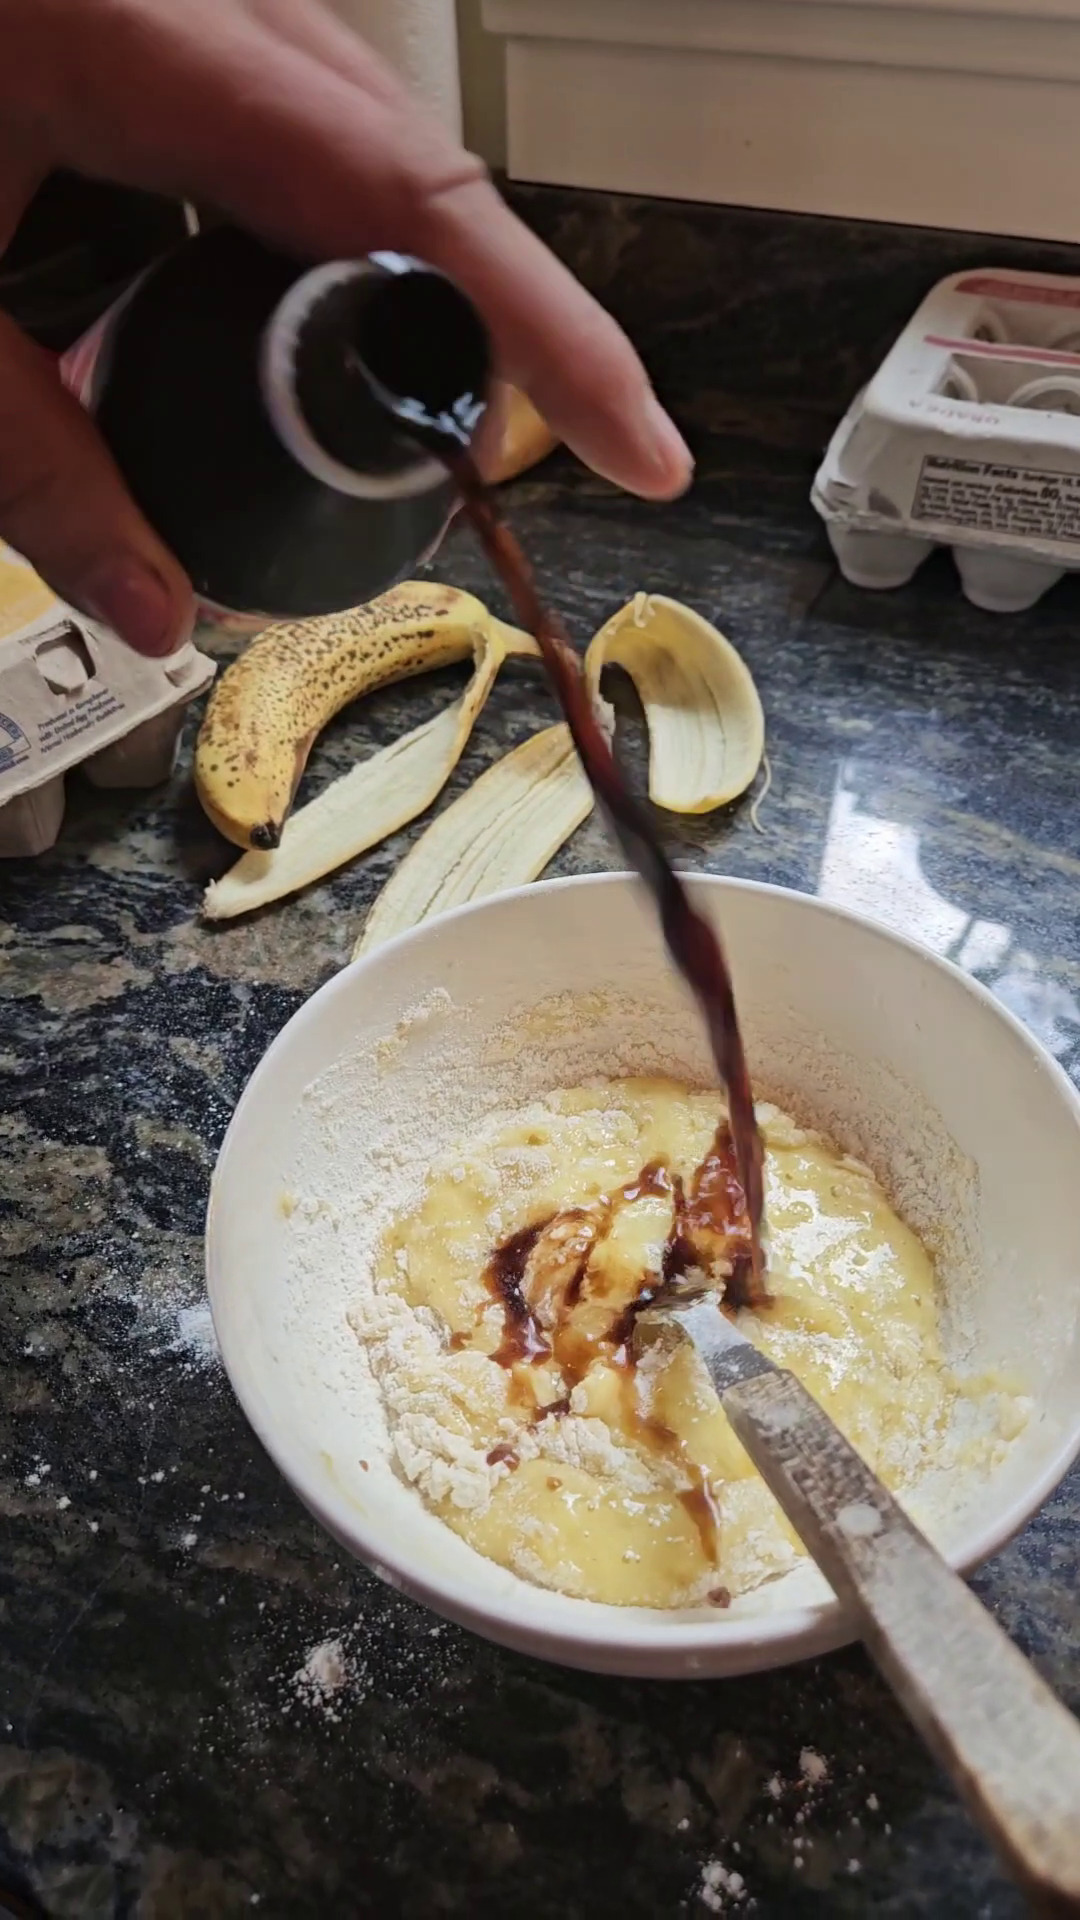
[206,871,1080,1674]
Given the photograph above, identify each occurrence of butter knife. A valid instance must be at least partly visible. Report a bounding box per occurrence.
[638,1294,1080,1917]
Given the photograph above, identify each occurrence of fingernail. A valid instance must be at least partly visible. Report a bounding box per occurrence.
[82,557,185,656]
[644,398,694,490]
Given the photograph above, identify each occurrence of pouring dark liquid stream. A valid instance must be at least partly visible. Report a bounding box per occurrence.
[449,453,766,1280]
[357,328,765,1278]
[463,1123,758,1562]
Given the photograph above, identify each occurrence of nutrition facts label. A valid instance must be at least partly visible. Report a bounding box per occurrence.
[913,454,1080,544]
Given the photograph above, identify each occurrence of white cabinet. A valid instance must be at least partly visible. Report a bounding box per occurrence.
[482,0,1080,240]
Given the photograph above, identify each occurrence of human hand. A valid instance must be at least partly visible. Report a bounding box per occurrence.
[0,0,692,656]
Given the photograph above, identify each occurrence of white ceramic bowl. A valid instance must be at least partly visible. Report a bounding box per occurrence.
[206,875,1080,1678]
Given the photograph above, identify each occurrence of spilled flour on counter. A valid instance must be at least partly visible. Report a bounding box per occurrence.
[699,1859,748,1910]
[799,1748,829,1787]
[171,1301,221,1370]
[293,1638,349,1716]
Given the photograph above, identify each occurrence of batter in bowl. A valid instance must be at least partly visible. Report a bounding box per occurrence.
[351,1079,1023,1608]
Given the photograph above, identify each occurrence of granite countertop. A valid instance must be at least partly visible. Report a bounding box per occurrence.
[2,188,1080,1919]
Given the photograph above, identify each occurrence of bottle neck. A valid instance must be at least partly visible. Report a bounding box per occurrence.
[260,255,490,502]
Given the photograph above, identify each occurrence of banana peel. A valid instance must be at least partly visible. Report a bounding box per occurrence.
[348,597,764,951]
[200,592,764,929]
[586,592,764,813]
[353,724,592,957]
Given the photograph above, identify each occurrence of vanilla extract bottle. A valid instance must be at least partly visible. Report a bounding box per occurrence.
[62,225,491,620]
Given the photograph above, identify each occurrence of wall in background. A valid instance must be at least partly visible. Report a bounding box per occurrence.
[324,0,464,135]
[457,0,507,166]
[481,0,1080,243]
[328,0,506,166]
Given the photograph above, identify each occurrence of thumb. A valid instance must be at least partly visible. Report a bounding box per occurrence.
[0,310,193,655]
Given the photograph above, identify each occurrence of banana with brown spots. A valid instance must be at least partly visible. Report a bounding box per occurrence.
[194,583,532,850]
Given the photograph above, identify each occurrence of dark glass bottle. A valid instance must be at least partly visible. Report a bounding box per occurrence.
[63,225,491,620]
[0,170,191,351]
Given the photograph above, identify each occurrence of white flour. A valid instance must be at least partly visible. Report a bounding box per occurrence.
[171,1301,221,1369]
[699,1860,747,1910]
[292,1638,350,1720]
[799,1749,829,1786]
[277,981,1022,1619]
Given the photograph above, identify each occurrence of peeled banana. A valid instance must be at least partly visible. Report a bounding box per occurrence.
[194,583,530,851]
[202,616,530,920]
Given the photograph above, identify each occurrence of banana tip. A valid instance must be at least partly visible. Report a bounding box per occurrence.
[250,821,281,851]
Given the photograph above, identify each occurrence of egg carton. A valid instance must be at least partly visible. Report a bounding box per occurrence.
[0,545,215,856]
[812,268,1080,612]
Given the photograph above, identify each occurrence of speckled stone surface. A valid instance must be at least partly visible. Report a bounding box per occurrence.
[2,188,1080,1919]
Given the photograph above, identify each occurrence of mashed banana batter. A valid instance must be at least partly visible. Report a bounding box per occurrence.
[354,1079,1021,1608]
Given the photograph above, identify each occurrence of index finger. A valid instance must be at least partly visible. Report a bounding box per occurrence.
[25,0,691,498]
[411,175,692,499]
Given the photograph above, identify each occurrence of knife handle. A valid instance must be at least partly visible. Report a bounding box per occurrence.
[723,1365,1080,1916]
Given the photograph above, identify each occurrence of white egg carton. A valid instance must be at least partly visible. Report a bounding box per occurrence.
[812,268,1080,612]
[0,545,215,856]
